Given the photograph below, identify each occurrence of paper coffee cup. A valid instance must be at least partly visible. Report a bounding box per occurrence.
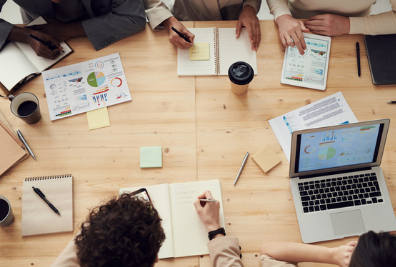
[228,61,254,95]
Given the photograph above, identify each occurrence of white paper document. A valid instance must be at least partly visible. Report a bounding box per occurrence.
[42,53,131,120]
[269,92,358,161]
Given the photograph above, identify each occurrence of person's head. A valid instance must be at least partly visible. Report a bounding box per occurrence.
[349,231,396,267]
[75,193,166,267]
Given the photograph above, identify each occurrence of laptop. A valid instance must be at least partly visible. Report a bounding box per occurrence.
[289,119,396,243]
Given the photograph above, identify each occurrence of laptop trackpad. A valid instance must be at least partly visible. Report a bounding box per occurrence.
[330,210,366,236]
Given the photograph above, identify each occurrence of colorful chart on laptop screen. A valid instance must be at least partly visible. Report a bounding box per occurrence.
[87,72,105,87]
[298,125,380,172]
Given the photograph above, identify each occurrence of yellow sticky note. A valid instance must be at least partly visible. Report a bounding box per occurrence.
[87,107,110,130]
[252,145,282,173]
[189,43,210,61]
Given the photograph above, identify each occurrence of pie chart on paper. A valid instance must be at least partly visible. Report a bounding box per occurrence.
[87,72,105,87]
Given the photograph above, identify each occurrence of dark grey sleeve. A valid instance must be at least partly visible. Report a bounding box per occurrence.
[0,0,16,50]
[81,0,146,51]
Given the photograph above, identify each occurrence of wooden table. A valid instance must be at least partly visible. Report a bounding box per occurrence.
[1,20,395,267]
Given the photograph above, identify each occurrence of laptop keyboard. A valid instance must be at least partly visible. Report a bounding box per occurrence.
[298,172,383,213]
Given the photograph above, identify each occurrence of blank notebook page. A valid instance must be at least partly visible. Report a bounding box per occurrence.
[169,179,225,257]
[218,28,258,75]
[177,28,217,76]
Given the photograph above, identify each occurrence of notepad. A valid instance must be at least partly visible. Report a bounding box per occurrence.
[87,107,110,130]
[178,28,257,76]
[119,179,225,259]
[22,174,73,236]
[0,17,73,91]
[140,146,162,168]
[364,34,396,85]
[252,146,282,173]
[189,43,210,61]
[0,111,28,177]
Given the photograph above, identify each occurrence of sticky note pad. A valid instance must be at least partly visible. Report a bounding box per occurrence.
[140,146,162,168]
[252,146,282,173]
[87,107,110,130]
[189,43,210,61]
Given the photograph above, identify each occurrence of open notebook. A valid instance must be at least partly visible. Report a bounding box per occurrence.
[0,17,73,91]
[177,28,257,76]
[119,179,225,259]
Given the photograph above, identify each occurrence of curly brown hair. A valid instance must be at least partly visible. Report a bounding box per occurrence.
[75,193,165,267]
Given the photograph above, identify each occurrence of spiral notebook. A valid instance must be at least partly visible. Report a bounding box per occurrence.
[22,174,73,236]
[177,28,257,76]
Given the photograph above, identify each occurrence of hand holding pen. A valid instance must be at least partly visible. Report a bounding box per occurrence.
[27,31,63,60]
[163,17,194,49]
[194,191,221,231]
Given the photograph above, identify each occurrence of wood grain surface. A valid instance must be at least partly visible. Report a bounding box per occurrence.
[0,20,395,267]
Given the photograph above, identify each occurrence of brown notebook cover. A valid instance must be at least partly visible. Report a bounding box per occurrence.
[0,112,28,177]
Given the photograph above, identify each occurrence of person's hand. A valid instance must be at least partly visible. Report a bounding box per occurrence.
[236,5,261,51]
[7,27,62,59]
[193,191,221,232]
[304,14,350,36]
[275,14,309,55]
[331,241,358,267]
[163,16,195,49]
[27,17,85,42]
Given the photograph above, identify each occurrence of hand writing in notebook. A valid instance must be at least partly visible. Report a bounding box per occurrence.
[236,5,261,51]
[194,190,222,232]
[164,17,195,49]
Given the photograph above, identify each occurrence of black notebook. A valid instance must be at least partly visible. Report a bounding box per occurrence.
[364,34,396,85]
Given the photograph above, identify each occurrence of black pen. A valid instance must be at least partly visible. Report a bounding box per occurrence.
[32,186,61,216]
[356,42,361,77]
[171,27,191,43]
[29,34,58,51]
[387,101,396,104]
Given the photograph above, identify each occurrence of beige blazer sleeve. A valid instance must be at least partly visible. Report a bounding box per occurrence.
[50,238,80,267]
[266,0,291,20]
[144,0,173,30]
[261,254,298,267]
[208,236,243,267]
[349,0,396,35]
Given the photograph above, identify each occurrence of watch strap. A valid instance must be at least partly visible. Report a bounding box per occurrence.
[208,227,226,240]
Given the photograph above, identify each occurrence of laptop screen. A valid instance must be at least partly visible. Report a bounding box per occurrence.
[295,123,384,173]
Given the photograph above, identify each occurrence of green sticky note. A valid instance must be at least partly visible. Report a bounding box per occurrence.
[140,146,162,168]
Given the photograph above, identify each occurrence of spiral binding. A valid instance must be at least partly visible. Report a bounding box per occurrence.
[25,174,72,181]
[214,27,220,74]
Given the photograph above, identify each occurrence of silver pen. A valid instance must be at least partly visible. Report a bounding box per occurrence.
[233,152,249,186]
[199,198,217,202]
[16,130,36,160]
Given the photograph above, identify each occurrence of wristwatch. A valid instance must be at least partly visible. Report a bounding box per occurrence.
[208,227,226,240]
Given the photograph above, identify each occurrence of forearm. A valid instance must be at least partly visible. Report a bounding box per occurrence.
[208,236,243,267]
[266,0,291,20]
[64,22,86,39]
[7,26,30,43]
[260,242,337,265]
[243,0,261,14]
